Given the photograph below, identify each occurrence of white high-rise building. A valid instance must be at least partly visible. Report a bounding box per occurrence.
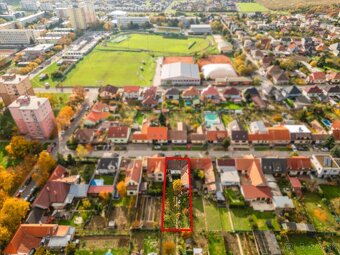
[20,0,39,11]
[0,29,40,45]
[67,1,96,30]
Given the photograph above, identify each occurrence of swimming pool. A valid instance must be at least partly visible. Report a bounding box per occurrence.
[322,119,331,128]
[205,112,220,126]
[90,179,104,186]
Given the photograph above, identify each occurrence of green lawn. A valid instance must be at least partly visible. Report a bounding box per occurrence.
[230,207,279,231]
[304,192,337,232]
[208,232,226,255]
[220,102,243,110]
[108,33,214,54]
[204,200,232,231]
[61,50,156,87]
[320,185,340,200]
[280,235,324,255]
[31,62,62,88]
[193,197,206,231]
[237,2,269,12]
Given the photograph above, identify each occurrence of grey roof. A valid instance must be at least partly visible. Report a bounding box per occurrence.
[285,85,302,97]
[69,184,89,197]
[25,207,45,224]
[262,158,287,174]
[47,227,75,248]
[250,121,267,134]
[161,62,200,80]
[165,87,180,96]
[97,157,120,170]
[231,130,248,141]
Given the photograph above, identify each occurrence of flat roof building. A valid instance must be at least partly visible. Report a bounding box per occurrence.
[160,62,200,86]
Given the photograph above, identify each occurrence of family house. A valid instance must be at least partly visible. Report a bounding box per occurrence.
[84,102,110,127]
[99,85,119,99]
[132,121,168,144]
[191,158,216,193]
[283,85,302,99]
[284,125,312,144]
[311,154,340,178]
[107,126,130,144]
[182,86,200,101]
[228,120,248,145]
[307,72,326,84]
[216,159,240,187]
[73,128,95,144]
[207,130,228,144]
[125,159,143,196]
[261,157,287,176]
[167,159,190,188]
[123,86,140,100]
[96,156,120,174]
[201,85,222,103]
[222,87,242,103]
[145,155,165,182]
[3,224,75,255]
[327,72,340,84]
[235,156,272,203]
[332,120,340,143]
[164,87,180,100]
[323,85,340,96]
[168,122,187,144]
[287,156,313,175]
[303,85,323,98]
[33,165,73,211]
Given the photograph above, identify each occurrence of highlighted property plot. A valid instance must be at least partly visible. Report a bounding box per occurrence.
[161,157,193,232]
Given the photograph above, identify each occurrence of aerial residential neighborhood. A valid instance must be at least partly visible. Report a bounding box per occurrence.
[0,0,339,255]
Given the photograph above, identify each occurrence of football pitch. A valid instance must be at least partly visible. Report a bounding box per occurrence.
[32,33,217,87]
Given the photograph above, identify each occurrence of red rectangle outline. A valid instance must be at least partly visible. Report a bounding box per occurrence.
[161,157,193,232]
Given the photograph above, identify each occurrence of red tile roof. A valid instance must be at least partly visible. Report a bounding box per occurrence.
[268,126,291,141]
[241,185,272,200]
[125,159,142,184]
[201,85,219,96]
[146,156,165,175]
[190,158,215,186]
[91,102,109,112]
[108,126,129,139]
[85,111,109,124]
[235,156,266,187]
[287,156,312,170]
[223,87,239,96]
[146,127,168,140]
[207,130,228,142]
[332,120,340,129]
[333,129,340,141]
[182,86,200,97]
[289,177,302,188]
[3,224,70,254]
[124,86,140,93]
[310,72,326,81]
[163,56,194,65]
[304,85,323,94]
[88,185,114,194]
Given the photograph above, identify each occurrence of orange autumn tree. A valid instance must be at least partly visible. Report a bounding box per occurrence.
[56,106,75,131]
[163,240,176,255]
[116,181,126,197]
[33,151,56,187]
[0,166,14,193]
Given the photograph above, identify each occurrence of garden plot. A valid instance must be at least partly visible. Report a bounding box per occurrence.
[109,206,130,230]
[77,236,130,255]
[136,196,161,228]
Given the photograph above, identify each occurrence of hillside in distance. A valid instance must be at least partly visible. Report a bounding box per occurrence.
[257,0,340,10]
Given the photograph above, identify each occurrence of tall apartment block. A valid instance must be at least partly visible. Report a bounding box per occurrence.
[8,95,56,139]
[0,74,35,106]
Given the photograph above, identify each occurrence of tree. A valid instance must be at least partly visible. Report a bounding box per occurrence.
[197,169,205,180]
[323,135,335,149]
[76,144,88,159]
[222,137,231,150]
[6,136,42,159]
[163,240,176,255]
[57,106,75,131]
[0,166,14,193]
[172,179,182,195]
[210,20,223,33]
[103,22,112,31]
[331,145,340,158]
[51,70,63,79]
[159,113,166,126]
[33,151,56,187]
[0,198,30,234]
[72,87,86,101]
[117,181,127,198]
[0,225,10,243]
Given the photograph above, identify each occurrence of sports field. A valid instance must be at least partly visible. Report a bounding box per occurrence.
[237,2,269,12]
[106,33,215,54]
[61,50,156,86]
[32,33,217,87]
